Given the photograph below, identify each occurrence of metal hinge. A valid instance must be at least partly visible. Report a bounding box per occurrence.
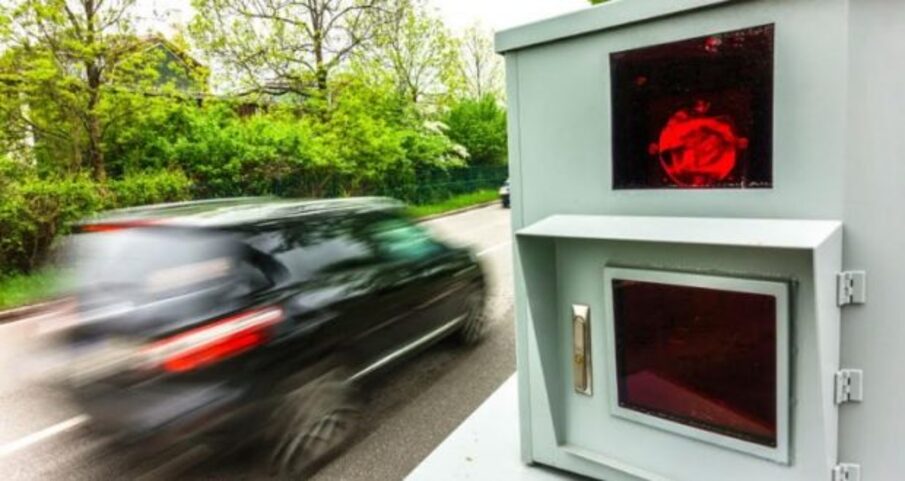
[835,369,864,404]
[837,271,867,306]
[832,463,861,481]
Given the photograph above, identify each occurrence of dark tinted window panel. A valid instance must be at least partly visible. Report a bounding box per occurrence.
[611,24,774,189]
[612,279,778,447]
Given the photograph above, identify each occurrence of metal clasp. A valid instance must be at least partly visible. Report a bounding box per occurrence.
[572,304,592,396]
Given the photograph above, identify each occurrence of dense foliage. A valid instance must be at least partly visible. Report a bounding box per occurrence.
[0,0,509,276]
[0,162,193,274]
[444,96,508,166]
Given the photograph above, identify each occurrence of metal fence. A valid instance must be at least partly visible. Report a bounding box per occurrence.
[267,164,509,205]
[379,164,509,204]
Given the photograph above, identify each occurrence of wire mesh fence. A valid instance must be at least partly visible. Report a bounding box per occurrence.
[267,164,509,205]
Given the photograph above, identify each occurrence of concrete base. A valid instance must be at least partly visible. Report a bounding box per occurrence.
[406,374,585,481]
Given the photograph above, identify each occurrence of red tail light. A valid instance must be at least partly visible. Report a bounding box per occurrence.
[143,307,283,373]
[79,220,161,233]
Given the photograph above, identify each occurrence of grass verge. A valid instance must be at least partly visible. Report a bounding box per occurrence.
[0,270,60,310]
[407,189,499,219]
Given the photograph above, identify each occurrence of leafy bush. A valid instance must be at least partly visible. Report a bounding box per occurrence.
[107,170,193,208]
[305,76,468,203]
[0,156,30,188]
[0,77,510,276]
[0,176,103,274]
[444,95,508,166]
[100,77,471,203]
[0,169,193,275]
[181,109,327,198]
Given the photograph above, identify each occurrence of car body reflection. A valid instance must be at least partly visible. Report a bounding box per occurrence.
[37,197,487,477]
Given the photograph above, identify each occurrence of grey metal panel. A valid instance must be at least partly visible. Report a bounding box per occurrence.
[500,0,861,479]
[841,1,905,478]
[515,234,840,481]
[517,215,842,249]
[518,236,566,445]
[511,0,848,224]
[505,51,536,465]
[495,0,733,53]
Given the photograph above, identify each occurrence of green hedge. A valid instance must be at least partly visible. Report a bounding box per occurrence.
[0,162,500,276]
[0,169,192,275]
[0,176,103,274]
[107,170,193,208]
[0,87,508,276]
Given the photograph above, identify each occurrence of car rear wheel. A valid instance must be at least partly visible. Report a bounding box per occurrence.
[270,366,361,478]
[457,289,488,345]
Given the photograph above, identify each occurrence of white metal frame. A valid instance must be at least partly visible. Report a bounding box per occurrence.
[602,266,791,464]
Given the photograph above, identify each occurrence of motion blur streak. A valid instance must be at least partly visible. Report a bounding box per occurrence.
[143,306,284,372]
[27,197,489,479]
[477,241,511,257]
[0,415,88,458]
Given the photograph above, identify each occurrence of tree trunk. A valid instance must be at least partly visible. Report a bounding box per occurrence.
[310,1,329,96]
[86,64,105,181]
[87,112,104,181]
[313,33,328,94]
[316,66,328,94]
[83,0,105,181]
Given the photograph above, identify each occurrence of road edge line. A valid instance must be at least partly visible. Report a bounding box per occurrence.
[416,201,501,223]
[0,415,89,458]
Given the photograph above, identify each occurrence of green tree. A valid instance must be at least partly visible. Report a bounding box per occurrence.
[444,95,507,166]
[359,0,460,107]
[0,0,172,180]
[190,0,396,96]
[314,72,465,196]
[458,23,503,101]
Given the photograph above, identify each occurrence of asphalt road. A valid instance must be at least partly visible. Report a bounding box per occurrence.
[0,203,515,481]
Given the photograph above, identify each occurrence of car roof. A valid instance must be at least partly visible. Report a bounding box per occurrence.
[78,197,405,230]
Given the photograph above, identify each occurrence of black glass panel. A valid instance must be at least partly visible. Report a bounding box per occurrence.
[611,25,774,189]
[612,279,778,447]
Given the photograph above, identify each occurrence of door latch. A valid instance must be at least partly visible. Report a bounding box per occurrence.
[572,304,592,396]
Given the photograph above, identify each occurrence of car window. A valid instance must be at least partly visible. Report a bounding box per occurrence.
[67,228,271,304]
[249,217,378,280]
[368,217,444,262]
[70,228,239,293]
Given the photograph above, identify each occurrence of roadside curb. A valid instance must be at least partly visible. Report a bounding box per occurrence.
[416,201,501,223]
[0,298,67,325]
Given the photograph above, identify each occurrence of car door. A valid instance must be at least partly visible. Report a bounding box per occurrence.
[364,215,469,350]
[283,214,442,377]
[247,217,405,372]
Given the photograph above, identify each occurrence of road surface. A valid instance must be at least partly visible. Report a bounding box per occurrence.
[0,203,515,480]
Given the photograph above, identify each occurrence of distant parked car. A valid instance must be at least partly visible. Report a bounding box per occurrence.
[500,179,511,208]
[43,197,487,477]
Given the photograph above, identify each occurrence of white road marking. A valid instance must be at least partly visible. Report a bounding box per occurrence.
[0,415,88,458]
[477,241,511,257]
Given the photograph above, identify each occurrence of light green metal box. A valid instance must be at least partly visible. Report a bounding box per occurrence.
[497,0,905,479]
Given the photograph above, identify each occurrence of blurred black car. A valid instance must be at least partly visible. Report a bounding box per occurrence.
[499,179,511,208]
[47,197,487,476]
